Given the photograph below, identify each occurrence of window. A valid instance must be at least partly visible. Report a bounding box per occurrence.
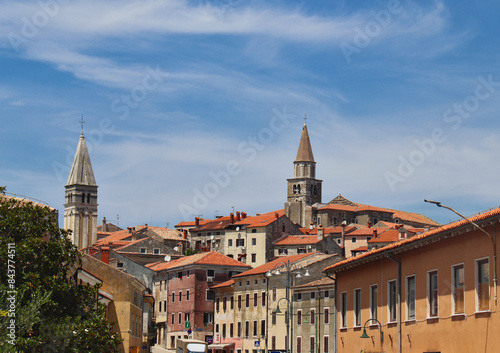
[207,269,215,278]
[238,295,242,310]
[309,337,315,353]
[222,324,226,338]
[252,238,257,246]
[228,239,233,247]
[153,248,160,255]
[186,270,190,278]
[140,248,146,254]
[251,254,257,263]
[262,291,266,306]
[178,313,182,325]
[340,292,347,328]
[223,296,227,311]
[159,281,162,291]
[310,291,316,300]
[237,322,242,337]
[245,321,249,337]
[370,285,378,321]
[231,296,234,309]
[324,290,330,299]
[297,337,302,353]
[203,312,214,324]
[297,310,302,325]
[253,320,257,336]
[271,311,277,325]
[186,290,190,301]
[272,336,276,350]
[253,293,258,307]
[164,301,167,312]
[298,248,306,254]
[476,258,490,311]
[354,289,361,326]
[352,237,357,243]
[171,313,175,325]
[388,280,397,322]
[252,229,257,233]
[310,310,315,325]
[323,336,329,353]
[206,289,215,301]
[236,239,245,247]
[246,294,250,308]
[159,300,162,312]
[324,308,329,324]
[428,270,438,317]
[172,292,175,303]
[179,291,182,302]
[406,276,416,319]
[216,297,220,312]
[260,320,266,336]
[297,293,302,301]
[178,272,183,280]
[272,287,277,301]
[185,312,190,322]
[230,323,234,338]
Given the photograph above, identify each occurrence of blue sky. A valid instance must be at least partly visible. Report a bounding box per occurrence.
[2,0,500,228]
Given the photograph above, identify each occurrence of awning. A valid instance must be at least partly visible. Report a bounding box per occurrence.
[207,343,235,349]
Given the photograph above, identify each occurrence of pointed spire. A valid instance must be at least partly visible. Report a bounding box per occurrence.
[295,121,315,162]
[66,132,97,186]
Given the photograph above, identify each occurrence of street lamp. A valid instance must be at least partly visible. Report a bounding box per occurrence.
[268,260,310,353]
[424,199,498,302]
[360,318,383,346]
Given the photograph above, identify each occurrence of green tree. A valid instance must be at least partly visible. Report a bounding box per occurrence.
[0,187,122,352]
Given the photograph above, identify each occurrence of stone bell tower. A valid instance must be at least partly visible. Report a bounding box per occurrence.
[285,121,322,227]
[64,123,98,249]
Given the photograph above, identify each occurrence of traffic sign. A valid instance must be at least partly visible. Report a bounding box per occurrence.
[254,341,260,347]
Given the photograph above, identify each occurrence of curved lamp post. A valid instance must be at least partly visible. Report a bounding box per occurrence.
[360,318,383,346]
[424,199,498,303]
[268,260,310,353]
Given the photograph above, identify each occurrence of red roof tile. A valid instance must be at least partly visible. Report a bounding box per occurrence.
[211,279,235,289]
[274,235,321,245]
[232,252,318,278]
[324,206,500,273]
[146,251,251,272]
[234,210,285,228]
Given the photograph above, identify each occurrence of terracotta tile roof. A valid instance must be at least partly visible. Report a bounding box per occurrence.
[367,229,400,243]
[351,246,368,252]
[355,204,393,213]
[211,279,235,289]
[324,206,500,273]
[232,252,318,278]
[190,216,234,232]
[95,229,135,245]
[146,251,251,272]
[305,225,358,235]
[175,219,209,227]
[274,235,321,245]
[234,209,285,228]
[318,204,358,212]
[294,276,335,288]
[142,226,186,241]
[114,237,148,251]
[349,227,386,236]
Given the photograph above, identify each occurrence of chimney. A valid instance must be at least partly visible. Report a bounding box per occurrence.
[275,212,279,219]
[242,212,247,219]
[230,212,235,224]
[101,247,110,265]
[102,217,107,232]
[127,227,132,234]
[341,222,346,246]
[183,229,188,239]
[131,227,137,241]
[309,222,314,230]
[367,220,372,228]
[373,229,378,238]
[317,224,324,240]
[236,211,241,222]
[195,217,200,228]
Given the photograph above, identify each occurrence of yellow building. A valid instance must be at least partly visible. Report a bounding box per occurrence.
[324,206,500,353]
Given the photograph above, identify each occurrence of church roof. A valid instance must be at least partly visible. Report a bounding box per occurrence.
[295,122,315,163]
[66,132,97,186]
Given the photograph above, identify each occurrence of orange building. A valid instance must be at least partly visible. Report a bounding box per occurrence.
[324,206,500,353]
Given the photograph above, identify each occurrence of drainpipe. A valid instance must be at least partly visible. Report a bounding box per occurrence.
[387,254,402,353]
[326,275,337,353]
[266,276,269,353]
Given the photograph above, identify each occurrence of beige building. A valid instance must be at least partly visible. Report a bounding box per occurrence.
[82,253,153,353]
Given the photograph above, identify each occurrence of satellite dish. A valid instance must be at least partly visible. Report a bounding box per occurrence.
[210,235,214,240]
[236,227,240,231]
[164,255,171,262]
[174,247,179,252]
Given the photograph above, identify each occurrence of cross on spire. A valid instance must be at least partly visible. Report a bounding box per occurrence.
[79,115,85,133]
[303,114,308,124]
